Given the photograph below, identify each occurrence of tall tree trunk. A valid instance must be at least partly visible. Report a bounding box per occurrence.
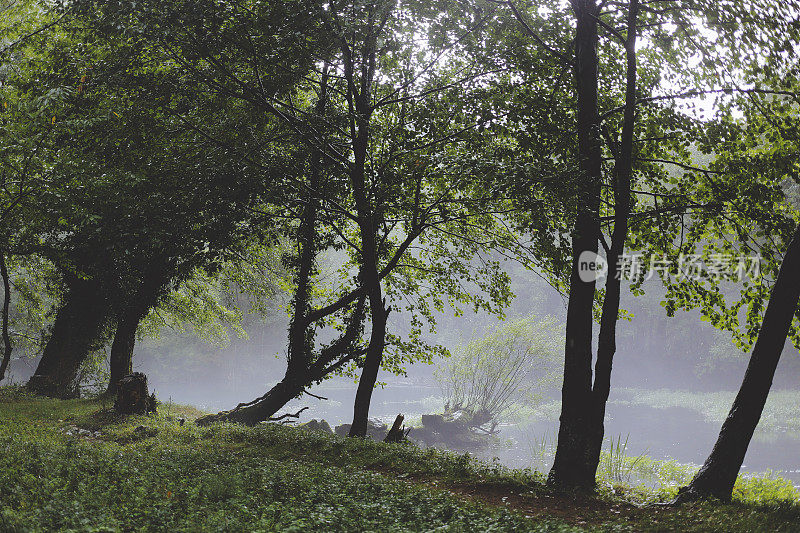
[27,277,110,398]
[347,124,386,439]
[0,253,12,382]
[343,22,388,438]
[106,306,139,395]
[548,0,603,490]
[677,221,800,503]
[348,296,388,437]
[548,0,639,489]
[585,0,638,479]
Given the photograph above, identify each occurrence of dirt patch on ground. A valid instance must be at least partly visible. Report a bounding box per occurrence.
[367,465,676,529]
[443,481,634,523]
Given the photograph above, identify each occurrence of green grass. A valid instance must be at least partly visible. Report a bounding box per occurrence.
[614,388,800,438]
[595,444,800,509]
[1,386,800,532]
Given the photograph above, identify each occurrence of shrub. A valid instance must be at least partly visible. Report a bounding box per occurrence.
[435,315,562,431]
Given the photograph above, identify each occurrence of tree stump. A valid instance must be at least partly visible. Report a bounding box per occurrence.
[114,372,157,415]
[384,414,407,443]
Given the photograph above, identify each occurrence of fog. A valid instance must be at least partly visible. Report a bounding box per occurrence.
[5,261,799,488]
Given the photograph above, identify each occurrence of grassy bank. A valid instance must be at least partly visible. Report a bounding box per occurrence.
[0,387,798,532]
[614,388,800,438]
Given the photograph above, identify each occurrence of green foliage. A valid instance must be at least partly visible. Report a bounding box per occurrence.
[597,435,645,485]
[630,45,800,352]
[0,389,579,532]
[3,391,800,532]
[73,347,111,395]
[734,472,800,508]
[0,0,299,345]
[141,268,247,348]
[596,451,696,494]
[1,255,61,361]
[593,442,800,509]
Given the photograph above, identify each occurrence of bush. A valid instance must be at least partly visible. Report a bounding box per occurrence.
[435,315,562,431]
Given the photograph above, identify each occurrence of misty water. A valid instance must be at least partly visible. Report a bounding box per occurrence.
[144,270,800,490]
[6,265,799,489]
[150,377,800,489]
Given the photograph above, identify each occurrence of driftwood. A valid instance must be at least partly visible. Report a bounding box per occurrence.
[114,372,157,415]
[412,411,493,448]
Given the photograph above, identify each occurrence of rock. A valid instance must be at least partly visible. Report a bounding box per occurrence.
[411,412,491,448]
[421,414,446,431]
[133,425,158,438]
[62,425,102,440]
[334,419,388,440]
[298,419,333,434]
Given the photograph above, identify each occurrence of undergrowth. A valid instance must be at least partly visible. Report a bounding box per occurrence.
[1,386,799,532]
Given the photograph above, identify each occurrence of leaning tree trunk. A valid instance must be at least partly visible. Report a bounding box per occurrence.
[199,177,322,425]
[195,298,366,427]
[547,0,603,490]
[676,221,800,503]
[196,377,305,426]
[195,67,335,428]
[347,178,387,438]
[27,278,110,398]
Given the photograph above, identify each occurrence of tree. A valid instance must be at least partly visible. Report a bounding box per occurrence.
[0,254,61,384]
[0,253,13,381]
[0,0,308,396]
[490,0,642,488]
[192,0,526,427]
[675,220,800,502]
[0,1,67,387]
[435,315,561,432]
[664,26,800,501]
[480,0,792,489]
[541,0,644,489]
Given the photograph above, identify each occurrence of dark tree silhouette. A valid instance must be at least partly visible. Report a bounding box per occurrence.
[676,221,800,502]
